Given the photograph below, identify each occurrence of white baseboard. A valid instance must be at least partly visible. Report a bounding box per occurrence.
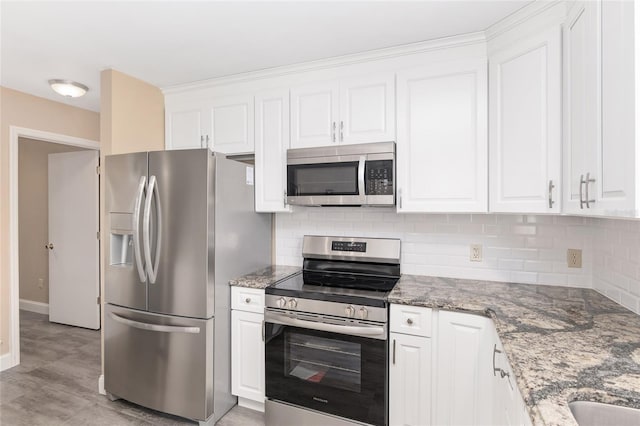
[98,374,106,395]
[0,352,17,372]
[238,397,265,413]
[19,299,49,315]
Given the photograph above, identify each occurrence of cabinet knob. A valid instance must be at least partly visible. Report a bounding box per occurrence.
[245,297,251,304]
[406,318,414,325]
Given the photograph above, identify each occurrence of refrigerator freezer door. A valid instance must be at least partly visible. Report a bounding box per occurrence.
[105,152,148,311]
[104,304,214,421]
[147,149,212,318]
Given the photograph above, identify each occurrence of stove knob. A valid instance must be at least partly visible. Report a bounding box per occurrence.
[345,305,355,317]
[277,297,287,308]
[358,307,368,320]
[288,298,298,309]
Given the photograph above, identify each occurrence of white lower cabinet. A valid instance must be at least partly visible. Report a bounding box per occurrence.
[435,311,493,425]
[231,287,265,411]
[389,332,432,426]
[389,304,432,426]
[389,306,530,426]
[491,328,532,426]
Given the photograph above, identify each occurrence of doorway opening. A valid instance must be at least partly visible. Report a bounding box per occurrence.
[5,127,100,371]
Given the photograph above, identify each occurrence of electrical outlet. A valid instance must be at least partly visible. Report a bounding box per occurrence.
[38,278,44,289]
[470,244,483,262]
[567,249,582,268]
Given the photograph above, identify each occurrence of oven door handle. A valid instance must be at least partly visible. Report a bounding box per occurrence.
[266,311,387,340]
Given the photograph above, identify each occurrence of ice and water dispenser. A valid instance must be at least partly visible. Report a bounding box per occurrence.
[109,213,133,266]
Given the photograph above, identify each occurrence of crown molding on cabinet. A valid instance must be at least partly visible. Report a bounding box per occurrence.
[484,0,567,42]
[161,31,486,95]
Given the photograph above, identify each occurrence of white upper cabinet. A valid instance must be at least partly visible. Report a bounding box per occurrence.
[165,94,254,154]
[290,73,395,149]
[255,89,291,212]
[563,1,601,214]
[165,104,209,150]
[396,58,488,213]
[598,0,635,216]
[489,26,562,214]
[563,0,636,216]
[207,94,254,154]
[339,73,396,144]
[290,81,340,148]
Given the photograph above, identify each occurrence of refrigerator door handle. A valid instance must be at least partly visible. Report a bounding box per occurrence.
[132,176,147,283]
[109,312,200,334]
[143,175,162,284]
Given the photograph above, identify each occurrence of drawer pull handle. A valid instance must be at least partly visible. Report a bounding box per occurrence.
[245,297,252,304]
[406,318,414,325]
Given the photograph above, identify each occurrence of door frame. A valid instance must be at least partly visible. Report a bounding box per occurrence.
[4,126,99,371]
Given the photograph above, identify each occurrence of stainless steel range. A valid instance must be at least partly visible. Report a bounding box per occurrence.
[264,235,401,426]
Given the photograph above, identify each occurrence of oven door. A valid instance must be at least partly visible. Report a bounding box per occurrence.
[265,310,387,425]
[287,155,366,206]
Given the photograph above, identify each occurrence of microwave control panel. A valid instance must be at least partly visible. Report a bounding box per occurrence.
[365,160,394,195]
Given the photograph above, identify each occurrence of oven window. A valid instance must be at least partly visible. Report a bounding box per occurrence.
[265,323,386,426]
[287,162,359,196]
[285,332,361,393]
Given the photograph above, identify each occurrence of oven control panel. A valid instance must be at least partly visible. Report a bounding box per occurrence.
[265,295,387,323]
[331,241,367,252]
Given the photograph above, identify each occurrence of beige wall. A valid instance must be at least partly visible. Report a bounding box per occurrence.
[18,138,86,304]
[0,87,100,357]
[99,69,165,371]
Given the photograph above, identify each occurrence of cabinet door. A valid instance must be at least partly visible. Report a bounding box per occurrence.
[389,332,431,426]
[290,81,340,148]
[207,95,254,154]
[597,0,635,216]
[563,1,600,214]
[339,73,395,144]
[490,26,562,214]
[231,310,264,403]
[435,311,493,426]
[396,59,488,213]
[255,89,291,212]
[166,106,207,150]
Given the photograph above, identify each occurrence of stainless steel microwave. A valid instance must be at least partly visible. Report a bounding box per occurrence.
[286,142,395,206]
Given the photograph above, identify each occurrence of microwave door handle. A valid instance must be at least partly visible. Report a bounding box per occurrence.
[132,176,147,283]
[358,156,366,198]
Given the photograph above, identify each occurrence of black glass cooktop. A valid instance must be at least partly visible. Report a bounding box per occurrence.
[266,259,400,307]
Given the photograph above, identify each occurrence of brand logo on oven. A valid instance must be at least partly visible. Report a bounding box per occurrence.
[312,396,329,404]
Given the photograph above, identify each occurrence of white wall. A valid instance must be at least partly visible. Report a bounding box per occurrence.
[276,208,640,316]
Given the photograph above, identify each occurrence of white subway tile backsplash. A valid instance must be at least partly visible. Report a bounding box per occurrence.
[275,207,640,315]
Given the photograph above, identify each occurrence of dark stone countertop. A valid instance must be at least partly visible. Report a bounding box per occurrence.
[388,274,640,426]
[229,265,301,289]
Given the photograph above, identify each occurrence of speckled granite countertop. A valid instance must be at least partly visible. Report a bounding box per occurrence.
[389,275,640,426]
[229,265,301,289]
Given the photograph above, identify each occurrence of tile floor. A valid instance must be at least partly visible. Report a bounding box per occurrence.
[0,310,264,425]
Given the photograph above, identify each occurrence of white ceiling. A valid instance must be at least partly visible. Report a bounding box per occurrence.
[1,1,532,112]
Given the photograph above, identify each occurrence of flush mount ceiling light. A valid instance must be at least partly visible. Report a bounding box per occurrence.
[48,79,89,98]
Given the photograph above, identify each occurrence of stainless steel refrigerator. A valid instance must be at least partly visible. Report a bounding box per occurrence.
[104,149,271,425]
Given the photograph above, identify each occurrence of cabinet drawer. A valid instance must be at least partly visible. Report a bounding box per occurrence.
[390,304,432,337]
[232,287,265,313]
